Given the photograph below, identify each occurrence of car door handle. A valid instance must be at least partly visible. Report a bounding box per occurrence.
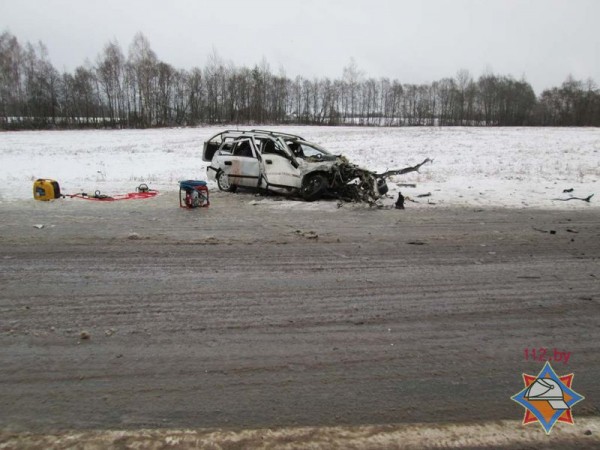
[265,159,273,164]
[224,161,232,166]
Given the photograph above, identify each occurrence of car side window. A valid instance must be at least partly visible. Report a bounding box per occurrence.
[298,144,323,158]
[262,139,289,158]
[262,140,276,154]
[220,137,235,153]
[232,140,255,158]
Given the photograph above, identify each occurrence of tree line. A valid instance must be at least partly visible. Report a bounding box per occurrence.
[1,31,599,130]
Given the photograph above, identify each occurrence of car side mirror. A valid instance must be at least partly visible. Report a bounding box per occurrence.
[290,159,299,169]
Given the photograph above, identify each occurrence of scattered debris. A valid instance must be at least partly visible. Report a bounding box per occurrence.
[563,188,574,193]
[407,240,427,245]
[532,227,557,234]
[295,230,319,239]
[552,194,594,202]
[127,232,141,240]
[33,224,44,229]
[105,329,116,337]
[326,158,432,204]
[396,183,417,188]
[79,331,90,340]
[566,229,579,233]
[395,192,405,210]
[416,192,432,198]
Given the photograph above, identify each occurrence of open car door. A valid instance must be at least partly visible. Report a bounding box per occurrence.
[258,138,301,190]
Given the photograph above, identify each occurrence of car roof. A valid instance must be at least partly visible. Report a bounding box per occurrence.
[249,129,305,140]
[206,129,305,142]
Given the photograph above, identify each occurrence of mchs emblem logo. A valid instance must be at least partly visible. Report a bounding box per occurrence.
[511,361,584,434]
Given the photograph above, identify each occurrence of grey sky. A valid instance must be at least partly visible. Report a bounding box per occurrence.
[2,0,599,93]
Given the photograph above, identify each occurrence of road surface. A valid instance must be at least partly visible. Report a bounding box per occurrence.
[1,192,598,445]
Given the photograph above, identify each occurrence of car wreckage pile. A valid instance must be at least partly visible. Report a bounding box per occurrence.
[203,130,432,204]
[322,155,432,204]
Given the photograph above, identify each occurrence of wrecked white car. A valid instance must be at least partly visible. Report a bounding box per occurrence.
[203,129,431,203]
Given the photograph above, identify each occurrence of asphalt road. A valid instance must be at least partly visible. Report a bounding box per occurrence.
[1,192,599,433]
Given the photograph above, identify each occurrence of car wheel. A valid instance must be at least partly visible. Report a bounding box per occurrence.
[217,170,237,192]
[301,173,328,201]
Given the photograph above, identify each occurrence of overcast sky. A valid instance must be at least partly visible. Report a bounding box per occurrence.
[2,0,599,93]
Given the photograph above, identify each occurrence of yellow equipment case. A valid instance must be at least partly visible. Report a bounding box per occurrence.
[33,179,61,201]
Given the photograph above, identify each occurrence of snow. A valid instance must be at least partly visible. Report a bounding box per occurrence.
[1,126,599,209]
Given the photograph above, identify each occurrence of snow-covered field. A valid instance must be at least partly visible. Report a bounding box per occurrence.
[1,126,599,208]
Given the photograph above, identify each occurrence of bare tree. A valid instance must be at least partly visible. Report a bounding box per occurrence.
[342,58,364,123]
[97,40,125,126]
[0,32,25,122]
[128,32,157,126]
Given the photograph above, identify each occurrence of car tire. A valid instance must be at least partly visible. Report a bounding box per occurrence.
[301,173,328,202]
[217,170,237,193]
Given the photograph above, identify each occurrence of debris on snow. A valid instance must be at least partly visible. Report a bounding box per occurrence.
[552,194,594,203]
[395,192,405,210]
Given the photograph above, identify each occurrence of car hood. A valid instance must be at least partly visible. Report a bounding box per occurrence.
[297,154,349,176]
